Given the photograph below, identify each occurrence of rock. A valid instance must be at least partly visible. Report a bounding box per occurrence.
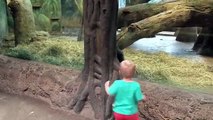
[0,0,8,44]
[8,0,35,46]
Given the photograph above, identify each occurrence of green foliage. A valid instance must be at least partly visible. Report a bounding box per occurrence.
[34,11,51,31]
[31,0,44,5]
[62,0,76,17]
[74,0,83,16]
[5,47,34,60]
[41,0,60,18]
[60,0,83,27]
[42,56,63,65]
[44,45,63,57]
[51,21,60,31]
[31,0,62,31]
[63,0,82,18]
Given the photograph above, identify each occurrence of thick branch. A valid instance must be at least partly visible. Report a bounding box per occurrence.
[118,1,180,28]
[117,7,191,49]
[117,0,213,50]
[118,3,165,28]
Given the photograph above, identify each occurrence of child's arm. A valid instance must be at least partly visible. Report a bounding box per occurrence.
[105,81,110,95]
[135,84,145,102]
[105,80,118,96]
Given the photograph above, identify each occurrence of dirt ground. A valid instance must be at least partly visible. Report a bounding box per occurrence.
[0,55,213,120]
[0,92,91,120]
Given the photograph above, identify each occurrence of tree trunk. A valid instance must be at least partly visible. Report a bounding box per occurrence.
[0,0,8,44]
[68,0,120,119]
[8,0,35,46]
[193,27,213,56]
[175,27,198,42]
[192,28,205,51]
[117,0,213,50]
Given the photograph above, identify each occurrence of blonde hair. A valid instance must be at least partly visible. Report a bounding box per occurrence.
[120,60,136,78]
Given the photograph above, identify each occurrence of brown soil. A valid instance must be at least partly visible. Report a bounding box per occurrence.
[0,92,91,120]
[0,55,213,120]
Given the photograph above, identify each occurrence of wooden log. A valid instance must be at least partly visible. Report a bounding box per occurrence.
[118,3,165,28]
[118,1,178,28]
[117,0,213,50]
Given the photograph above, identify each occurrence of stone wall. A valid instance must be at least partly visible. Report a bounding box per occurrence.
[0,0,8,45]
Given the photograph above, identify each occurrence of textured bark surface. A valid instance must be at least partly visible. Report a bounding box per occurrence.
[118,2,167,28]
[8,0,35,46]
[68,0,119,119]
[175,27,198,42]
[193,27,213,56]
[117,0,213,50]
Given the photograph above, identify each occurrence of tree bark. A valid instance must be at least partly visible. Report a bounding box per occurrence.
[175,27,198,42]
[117,0,213,50]
[193,27,213,56]
[8,0,35,46]
[68,0,120,119]
[118,1,176,28]
[192,28,205,51]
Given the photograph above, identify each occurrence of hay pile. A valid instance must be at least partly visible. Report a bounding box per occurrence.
[4,37,84,69]
[124,48,213,90]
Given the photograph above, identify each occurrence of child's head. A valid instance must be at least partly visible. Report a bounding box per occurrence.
[119,60,136,78]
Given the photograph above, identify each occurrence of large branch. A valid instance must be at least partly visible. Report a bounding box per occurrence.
[117,0,213,50]
[118,1,179,28]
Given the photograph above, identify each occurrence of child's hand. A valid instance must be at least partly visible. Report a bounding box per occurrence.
[105,81,110,95]
[105,81,110,87]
